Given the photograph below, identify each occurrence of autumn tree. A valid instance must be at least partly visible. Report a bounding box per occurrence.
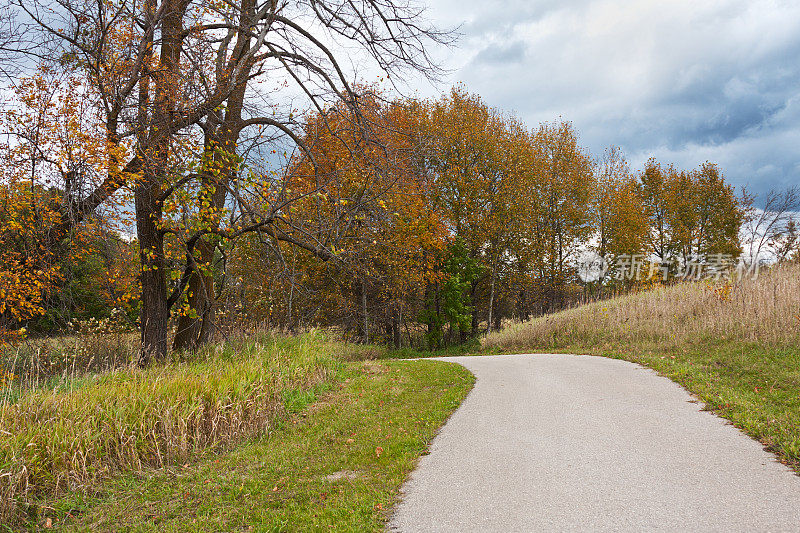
[0,69,132,340]
[5,0,452,363]
[638,158,678,265]
[417,87,524,333]
[639,159,742,274]
[0,182,61,341]
[528,120,593,311]
[669,162,742,265]
[264,93,438,342]
[587,146,647,291]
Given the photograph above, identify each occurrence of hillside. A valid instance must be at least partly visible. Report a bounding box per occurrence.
[483,265,800,471]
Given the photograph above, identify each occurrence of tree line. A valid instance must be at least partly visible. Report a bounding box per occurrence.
[229,87,770,348]
[1,1,797,356]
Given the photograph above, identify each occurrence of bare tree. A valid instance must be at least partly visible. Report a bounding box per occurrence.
[740,187,800,265]
[3,0,454,364]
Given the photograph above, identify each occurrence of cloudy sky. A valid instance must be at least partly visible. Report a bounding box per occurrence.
[407,0,800,199]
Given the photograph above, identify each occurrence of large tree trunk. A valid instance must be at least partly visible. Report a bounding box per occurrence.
[136,0,184,365]
[136,181,169,367]
[172,0,255,349]
[171,143,229,351]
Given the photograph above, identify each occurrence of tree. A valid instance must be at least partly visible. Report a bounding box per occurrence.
[638,159,742,277]
[588,146,648,291]
[278,92,448,344]
[775,218,800,263]
[0,181,62,342]
[671,162,742,262]
[6,0,452,364]
[0,70,128,340]
[740,187,800,265]
[418,87,530,332]
[639,158,678,265]
[530,120,593,311]
[419,238,483,349]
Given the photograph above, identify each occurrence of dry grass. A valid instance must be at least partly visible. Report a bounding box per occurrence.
[484,264,800,351]
[0,331,342,525]
[0,333,138,398]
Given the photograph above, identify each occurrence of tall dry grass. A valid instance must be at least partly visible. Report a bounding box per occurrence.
[484,263,800,351]
[0,332,138,399]
[0,331,341,525]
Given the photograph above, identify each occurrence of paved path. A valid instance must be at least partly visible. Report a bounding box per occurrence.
[388,354,800,532]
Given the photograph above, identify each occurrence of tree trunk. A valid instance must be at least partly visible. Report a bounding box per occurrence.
[516,288,527,322]
[361,278,369,343]
[173,239,216,352]
[469,279,479,338]
[487,257,498,333]
[135,183,168,367]
[172,0,255,349]
[135,0,184,366]
[393,312,401,349]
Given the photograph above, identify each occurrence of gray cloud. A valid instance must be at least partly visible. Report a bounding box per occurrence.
[472,40,527,65]
[421,0,800,199]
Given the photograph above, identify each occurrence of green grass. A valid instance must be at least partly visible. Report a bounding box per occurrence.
[42,359,474,531]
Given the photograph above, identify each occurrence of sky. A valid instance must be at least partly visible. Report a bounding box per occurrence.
[403,0,800,199]
[5,0,797,201]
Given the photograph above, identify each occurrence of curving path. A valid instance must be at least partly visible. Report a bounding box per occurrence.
[388,354,800,532]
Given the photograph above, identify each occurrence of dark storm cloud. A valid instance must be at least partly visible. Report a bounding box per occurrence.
[421,0,800,199]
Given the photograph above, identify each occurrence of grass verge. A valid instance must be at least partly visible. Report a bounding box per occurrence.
[483,265,800,472]
[41,359,474,531]
[0,332,345,526]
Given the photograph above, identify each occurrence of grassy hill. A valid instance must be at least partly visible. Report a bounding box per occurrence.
[484,264,800,472]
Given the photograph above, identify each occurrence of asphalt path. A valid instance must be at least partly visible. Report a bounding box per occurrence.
[388,354,800,532]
